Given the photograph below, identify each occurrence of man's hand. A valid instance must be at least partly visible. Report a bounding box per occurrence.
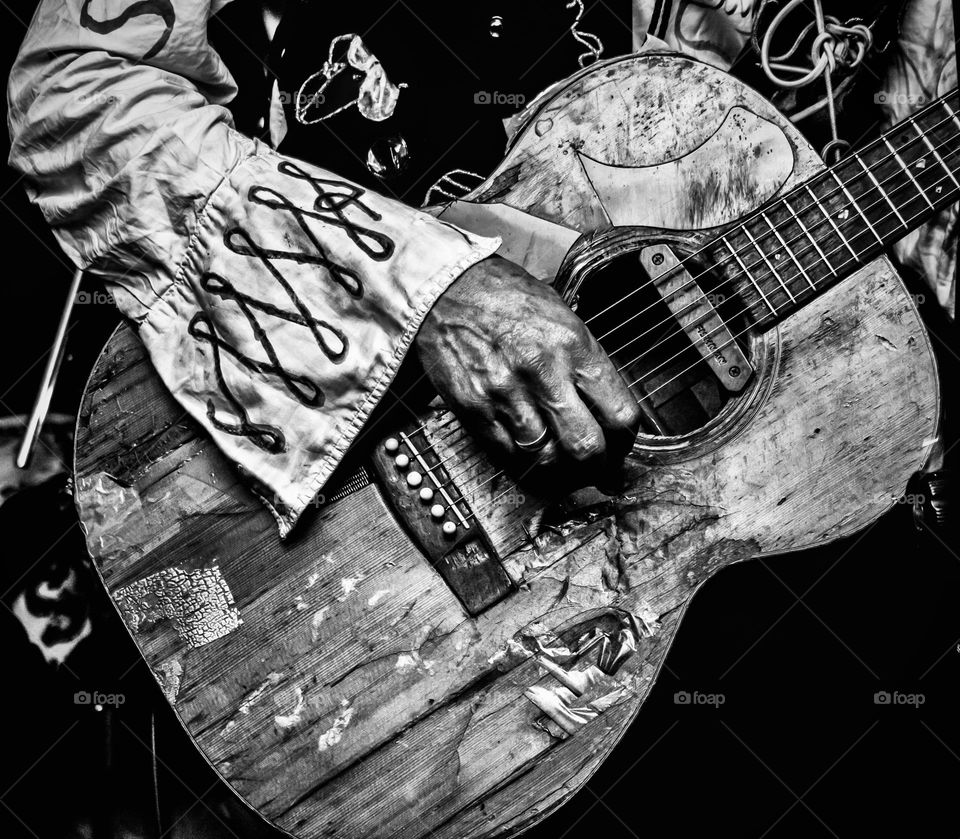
[415,255,641,491]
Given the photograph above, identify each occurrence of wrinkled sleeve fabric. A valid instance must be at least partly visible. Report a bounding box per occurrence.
[7,0,500,535]
[879,0,957,320]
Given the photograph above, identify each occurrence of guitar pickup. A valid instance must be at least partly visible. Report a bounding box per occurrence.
[640,244,753,392]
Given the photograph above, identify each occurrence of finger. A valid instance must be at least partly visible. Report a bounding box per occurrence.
[535,377,608,485]
[479,418,561,492]
[495,393,556,464]
[577,341,642,466]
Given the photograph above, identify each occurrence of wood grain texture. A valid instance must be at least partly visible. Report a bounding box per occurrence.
[73,54,939,839]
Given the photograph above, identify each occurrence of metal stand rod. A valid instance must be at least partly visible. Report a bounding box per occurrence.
[16,269,83,470]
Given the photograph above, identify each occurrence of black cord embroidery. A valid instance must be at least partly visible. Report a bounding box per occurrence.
[211,235,349,366]
[240,162,396,300]
[190,312,287,454]
[194,164,397,455]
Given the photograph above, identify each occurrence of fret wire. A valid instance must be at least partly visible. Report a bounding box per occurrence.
[449,104,958,471]
[588,92,957,333]
[804,184,860,261]
[911,117,960,190]
[783,197,838,277]
[827,169,884,246]
[942,99,960,132]
[741,223,796,302]
[606,110,956,363]
[631,160,960,408]
[855,152,907,227]
[882,136,935,210]
[591,97,958,351]
[621,151,960,398]
[720,235,777,316]
[761,211,816,291]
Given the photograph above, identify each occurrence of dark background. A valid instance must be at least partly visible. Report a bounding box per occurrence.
[0,0,959,837]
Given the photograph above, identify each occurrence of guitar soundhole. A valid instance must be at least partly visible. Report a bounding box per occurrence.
[572,248,757,437]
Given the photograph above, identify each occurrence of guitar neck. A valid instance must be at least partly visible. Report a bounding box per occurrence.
[711,88,960,325]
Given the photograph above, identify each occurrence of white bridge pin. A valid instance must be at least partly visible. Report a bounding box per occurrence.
[407,471,423,487]
[384,437,400,452]
[442,521,457,536]
[430,503,445,519]
[394,453,410,469]
[419,487,434,502]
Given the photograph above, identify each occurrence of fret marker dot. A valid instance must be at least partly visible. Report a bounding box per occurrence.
[916,159,927,169]
[406,471,422,487]
[419,487,434,502]
[384,437,400,452]
[838,209,850,220]
[394,454,410,469]
[936,186,944,194]
[442,521,457,536]
[430,503,445,519]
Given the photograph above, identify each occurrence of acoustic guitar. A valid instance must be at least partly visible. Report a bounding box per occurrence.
[74,54,956,838]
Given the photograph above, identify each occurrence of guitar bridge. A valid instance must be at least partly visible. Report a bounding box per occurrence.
[371,414,515,616]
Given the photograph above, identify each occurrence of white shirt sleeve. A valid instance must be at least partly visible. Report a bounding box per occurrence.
[7,0,500,535]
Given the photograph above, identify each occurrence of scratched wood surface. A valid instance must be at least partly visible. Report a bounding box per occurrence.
[74,54,939,839]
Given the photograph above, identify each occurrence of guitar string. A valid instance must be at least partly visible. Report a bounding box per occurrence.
[391,112,960,523]
[432,149,960,525]
[580,91,959,330]
[394,97,957,446]
[592,104,960,361]
[401,96,958,447]
[616,131,960,388]
[455,118,960,454]
[406,128,960,525]
[518,119,960,399]
[454,149,960,524]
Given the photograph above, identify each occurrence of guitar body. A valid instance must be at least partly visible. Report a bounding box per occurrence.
[74,54,939,839]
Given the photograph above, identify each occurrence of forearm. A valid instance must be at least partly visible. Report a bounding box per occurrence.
[8,0,499,534]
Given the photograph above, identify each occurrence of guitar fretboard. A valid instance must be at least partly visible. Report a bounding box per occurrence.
[710,90,960,324]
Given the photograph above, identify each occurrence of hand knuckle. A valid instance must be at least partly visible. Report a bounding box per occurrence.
[487,370,516,398]
[534,442,558,466]
[567,430,604,462]
[613,401,641,428]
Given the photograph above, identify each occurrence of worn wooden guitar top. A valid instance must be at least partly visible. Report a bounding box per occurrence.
[74,54,939,839]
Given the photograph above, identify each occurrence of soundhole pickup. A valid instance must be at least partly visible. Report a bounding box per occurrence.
[567,238,760,437]
[370,420,513,615]
[639,244,753,392]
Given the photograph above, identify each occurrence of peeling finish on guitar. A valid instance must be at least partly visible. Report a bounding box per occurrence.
[114,563,242,649]
[154,659,183,704]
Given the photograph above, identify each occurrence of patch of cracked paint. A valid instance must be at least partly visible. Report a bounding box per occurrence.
[337,575,366,602]
[634,601,660,636]
[367,589,390,607]
[114,563,242,649]
[274,686,306,730]
[394,623,437,674]
[220,672,283,737]
[487,638,533,670]
[154,659,184,704]
[317,700,354,752]
[395,651,435,675]
[310,607,330,642]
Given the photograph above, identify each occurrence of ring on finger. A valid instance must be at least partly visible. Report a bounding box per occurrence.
[513,427,551,452]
